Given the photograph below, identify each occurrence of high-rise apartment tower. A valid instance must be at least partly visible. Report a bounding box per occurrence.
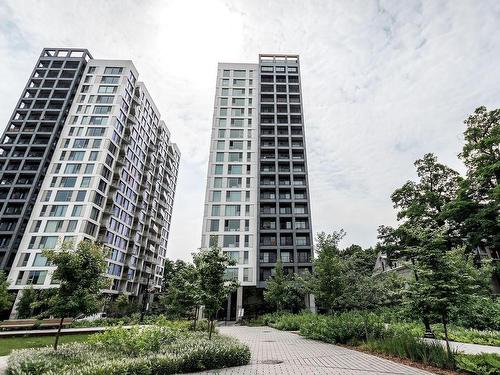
[2,49,180,310]
[201,54,314,318]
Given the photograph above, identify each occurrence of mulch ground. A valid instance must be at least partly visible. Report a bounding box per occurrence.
[340,344,459,375]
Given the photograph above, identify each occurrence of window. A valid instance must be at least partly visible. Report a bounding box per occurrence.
[231,119,244,127]
[234,70,245,77]
[60,177,76,187]
[228,165,242,174]
[221,88,229,96]
[231,108,244,116]
[230,129,244,138]
[229,141,243,150]
[49,205,67,216]
[225,205,241,216]
[223,235,240,248]
[213,177,223,188]
[45,220,63,232]
[243,268,250,281]
[98,86,117,94]
[222,70,230,77]
[214,165,223,175]
[232,98,245,106]
[96,95,114,103]
[72,205,83,216]
[93,106,111,114]
[227,177,241,188]
[288,66,298,73]
[224,268,238,281]
[68,151,85,161]
[232,88,245,96]
[211,205,220,216]
[80,177,91,187]
[261,66,273,72]
[39,236,58,249]
[212,191,221,202]
[219,108,227,116]
[233,79,245,86]
[225,219,240,231]
[222,79,229,86]
[209,219,219,231]
[55,191,72,202]
[218,129,225,138]
[220,98,228,105]
[226,191,241,202]
[101,76,119,84]
[228,152,242,162]
[27,271,47,285]
[218,118,227,127]
[33,254,50,267]
[276,66,286,73]
[215,152,224,162]
[104,67,123,74]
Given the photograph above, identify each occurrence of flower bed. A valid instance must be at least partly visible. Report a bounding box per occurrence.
[7,326,250,375]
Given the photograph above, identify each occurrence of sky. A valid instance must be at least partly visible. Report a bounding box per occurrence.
[1,0,499,261]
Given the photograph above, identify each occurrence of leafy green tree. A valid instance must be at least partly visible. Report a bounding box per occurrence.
[0,271,13,314]
[406,228,492,352]
[312,231,345,313]
[443,106,500,254]
[263,259,287,312]
[193,245,237,339]
[158,262,200,319]
[16,285,37,319]
[44,240,107,349]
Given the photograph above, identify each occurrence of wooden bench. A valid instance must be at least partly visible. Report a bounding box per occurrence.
[0,319,37,330]
[38,318,74,328]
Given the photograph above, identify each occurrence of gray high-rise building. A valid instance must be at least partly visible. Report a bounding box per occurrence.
[2,50,180,315]
[201,54,314,318]
[0,48,91,270]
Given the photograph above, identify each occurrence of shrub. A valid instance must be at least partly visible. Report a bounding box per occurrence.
[299,312,387,345]
[456,353,500,375]
[7,326,250,375]
[364,334,456,369]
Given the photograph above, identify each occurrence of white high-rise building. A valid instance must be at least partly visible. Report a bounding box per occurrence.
[201,55,315,319]
[7,54,180,311]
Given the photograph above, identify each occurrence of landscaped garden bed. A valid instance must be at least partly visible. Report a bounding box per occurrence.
[6,325,250,375]
[256,311,500,375]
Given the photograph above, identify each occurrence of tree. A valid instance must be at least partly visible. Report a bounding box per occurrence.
[193,245,237,339]
[406,228,492,353]
[312,231,345,313]
[0,271,13,314]
[443,106,500,254]
[157,261,200,320]
[44,240,107,349]
[16,285,37,319]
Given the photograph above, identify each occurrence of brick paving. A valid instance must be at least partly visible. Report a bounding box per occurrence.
[191,326,434,374]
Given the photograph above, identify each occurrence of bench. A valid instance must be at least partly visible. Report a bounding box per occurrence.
[0,319,37,330]
[38,318,74,328]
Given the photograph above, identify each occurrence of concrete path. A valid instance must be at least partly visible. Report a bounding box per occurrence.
[0,356,7,375]
[424,338,500,355]
[191,326,433,374]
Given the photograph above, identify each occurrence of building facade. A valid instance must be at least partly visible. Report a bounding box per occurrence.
[0,48,91,270]
[5,52,180,307]
[201,54,314,318]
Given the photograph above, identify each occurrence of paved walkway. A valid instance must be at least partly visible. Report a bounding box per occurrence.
[424,338,500,355]
[192,326,433,374]
[0,356,6,375]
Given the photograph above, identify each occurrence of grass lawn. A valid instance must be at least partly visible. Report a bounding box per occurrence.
[0,334,91,356]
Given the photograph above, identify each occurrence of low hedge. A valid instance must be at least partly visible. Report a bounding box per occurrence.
[7,326,250,375]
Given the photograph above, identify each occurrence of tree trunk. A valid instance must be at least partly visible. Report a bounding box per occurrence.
[442,314,452,356]
[53,316,64,350]
[208,317,213,340]
[192,306,198,331]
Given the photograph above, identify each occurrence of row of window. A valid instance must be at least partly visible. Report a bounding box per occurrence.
[222,70,253,78]
[220,88,252,97]
[211,177,251,189]
[209,219,251,232]
[216,118,252,127]
[261,66,298,73]
[210,204,252,217]
[209,190,251,202]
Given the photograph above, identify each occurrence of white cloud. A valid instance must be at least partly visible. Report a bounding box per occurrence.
[1,0,499,259]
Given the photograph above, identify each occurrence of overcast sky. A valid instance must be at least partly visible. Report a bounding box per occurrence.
[1,0,499,261]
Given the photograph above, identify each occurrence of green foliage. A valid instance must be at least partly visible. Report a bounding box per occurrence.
[155,261,200,319]
[6,326,251,375]
[16,286,37,319]
[261,312,314,331]
[364,334,456,369]
[193,245,237,338]
[43,241,108,320]
[449,295,500,331]
[263,260,308,313]
[0,271,12,313]
[312,231,404,313]
[456,353,500,375]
